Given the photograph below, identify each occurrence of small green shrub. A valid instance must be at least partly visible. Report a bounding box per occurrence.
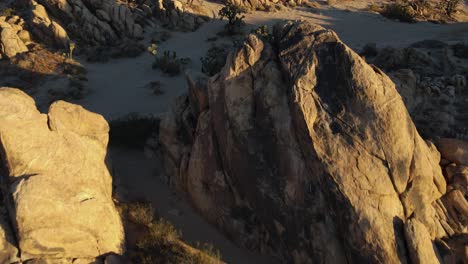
[381,2,416,23]
[120,201,222,264]
[201,46,229,76]
[251,25,273,42]
[145,81,165,95]
[109,113,159,149]
[218,3,246,35]
[126,202,156,226]
[152,51,190,76]
[192,241,222,260]
[0,7,15,17]
[360,43,378,58]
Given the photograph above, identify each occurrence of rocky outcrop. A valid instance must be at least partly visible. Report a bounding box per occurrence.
[30,0,143,46]
[227,0,303,10]
[30,0,70,48]
[155,0,211,31]
[0,16,29,59]
[368,40,468,139]
[159,21,466,263]
[0,88,124,262]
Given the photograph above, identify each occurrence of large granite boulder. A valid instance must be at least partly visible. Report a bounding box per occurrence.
[159,21,465,263]
[0,88,124,262]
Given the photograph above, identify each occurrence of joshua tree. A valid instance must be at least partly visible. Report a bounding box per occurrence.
[68,42,75,60]
[218,3,245,35]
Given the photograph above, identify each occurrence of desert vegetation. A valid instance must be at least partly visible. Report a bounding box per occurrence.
[201,45,229,76]
[109,113,160,149]
[218,3,246,35]
[152,51,190,76]
[118,201,222,264]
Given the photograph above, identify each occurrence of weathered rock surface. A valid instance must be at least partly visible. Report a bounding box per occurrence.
[30,1,70,48]
[30,0,143,46]
[159,21,466,263]
[0,17,28,59]
[155,0,211,31]
[0,88,124,262]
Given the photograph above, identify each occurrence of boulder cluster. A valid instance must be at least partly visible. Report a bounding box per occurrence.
[368,40,468,140]
[159,21,467,263]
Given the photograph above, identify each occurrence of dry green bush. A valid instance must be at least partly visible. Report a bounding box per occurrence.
[380,1,416,23]
[118,202,222,264]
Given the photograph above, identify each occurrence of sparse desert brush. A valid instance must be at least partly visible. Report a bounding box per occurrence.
[380,1,416,23]
[153,51,190,76]
[0,7,15,17]
[109,113,160,149]
[251,25,273,42]
[145,81,164,95]
[125,202,156,226]
[201,45,229,76]
[119,201,222,264]
[218,3,246,35]
[360,43,378,58]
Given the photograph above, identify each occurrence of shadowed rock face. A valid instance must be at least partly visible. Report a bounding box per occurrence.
[0,88,124,262]
[159,21,465,263]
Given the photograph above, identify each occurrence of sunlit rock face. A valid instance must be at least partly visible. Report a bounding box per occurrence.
[0,88,123,262]
[159,21,465,263]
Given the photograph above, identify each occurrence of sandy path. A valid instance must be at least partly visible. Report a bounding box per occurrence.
[110,148,277,264]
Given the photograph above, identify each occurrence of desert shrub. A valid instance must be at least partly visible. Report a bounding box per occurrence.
[119,201,221,264]
[251,25,273,42]
[218,3,246,35]
[153,51,190,76]
[192,241,222,260]
[109,113,159,149]
[201,46,229,76]
[360,43,378,58]
[145,81,165,95]
[380,2,416,23]
[441,0,461,17]
[0,7,15,17]
[121,201,156,226]
[451,42,468,58]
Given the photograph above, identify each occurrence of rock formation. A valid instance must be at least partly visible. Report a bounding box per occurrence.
[159,21,466,263]
[367,40,468,140]
[154,0,211,31]
[0,16,29,59]
[32,0,143,45]
[0,88,124,263]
